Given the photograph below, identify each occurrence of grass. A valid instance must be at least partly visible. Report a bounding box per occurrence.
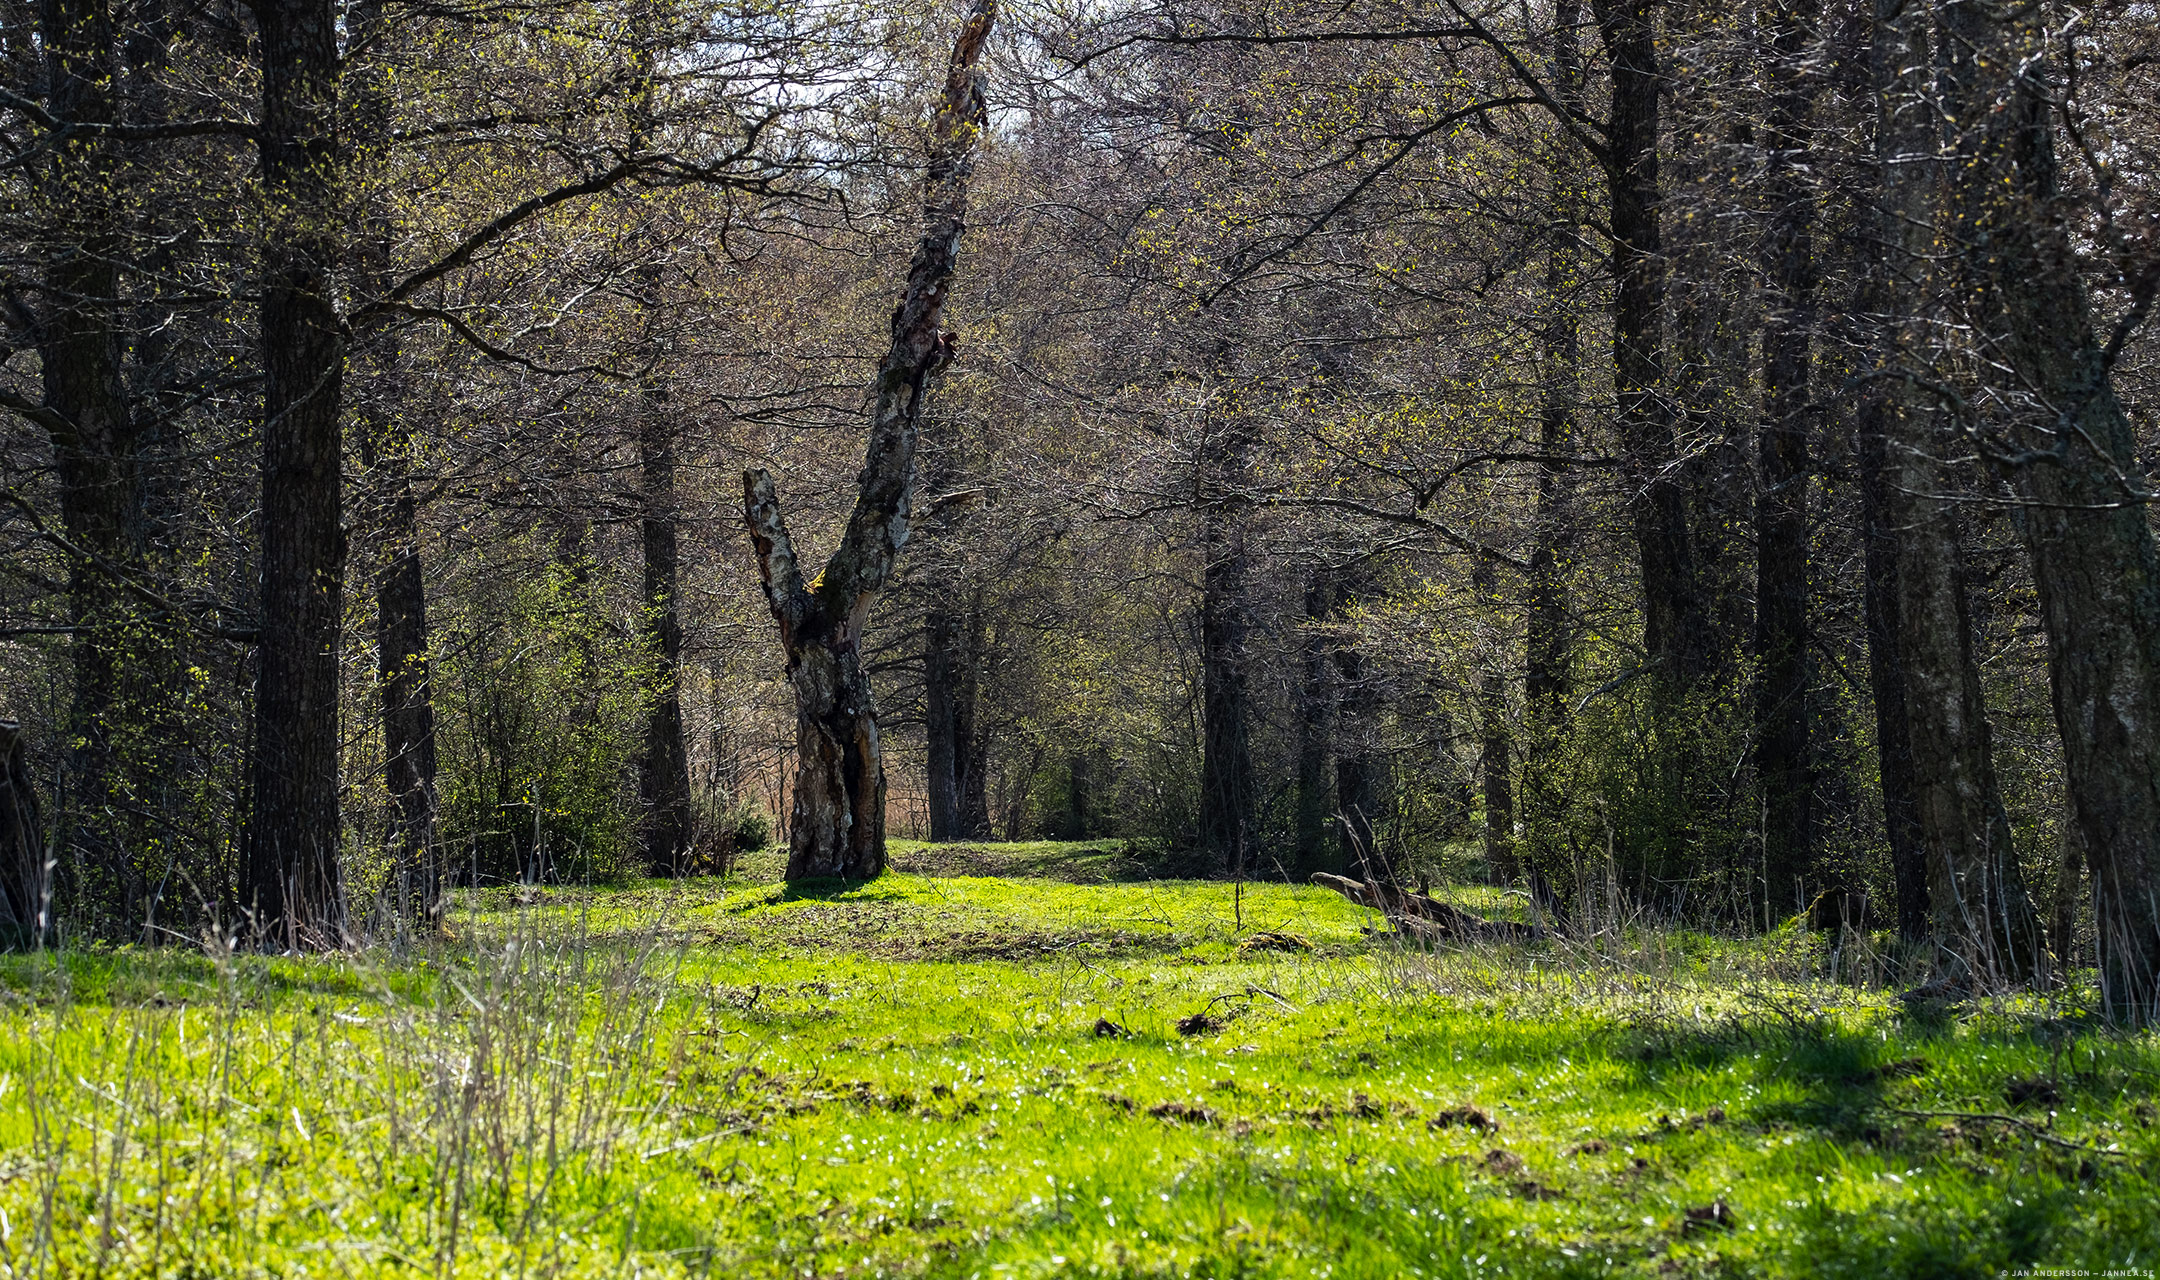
[0,839,2155,1278]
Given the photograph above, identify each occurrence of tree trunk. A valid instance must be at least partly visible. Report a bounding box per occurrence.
[638,395,693,875]
[1293,575,1338,874]
[1861,0,2038,982]
[350,0,438,925]
[1891,462,2039,984]
[1857,0,1930,948]
[743,0,996,881]
[1197,477,1253,873]
[373,475,438,909]
[1473,556,1515,883]
[1332,595,1391,884]
[2048,818,2085,977]
[1600,0,1708,691]
[242,0,347,946]
[33,0,158,926]
[0,721,49,946]
[925,600,987,839]
[1752,0,1818,918]
[1063,750,1101,839]
[1521,0,1582,887]
[1857,390,1928,944]
[1939,0,2160,1019]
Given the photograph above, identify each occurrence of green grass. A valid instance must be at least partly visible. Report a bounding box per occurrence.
[1,840,2156,1278]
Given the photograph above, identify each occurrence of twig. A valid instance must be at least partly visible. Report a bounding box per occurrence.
[1886,1107,2130,1157]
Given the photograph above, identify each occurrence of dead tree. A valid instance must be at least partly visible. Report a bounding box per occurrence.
[743,0,996,880]
[1309,872,1540,945]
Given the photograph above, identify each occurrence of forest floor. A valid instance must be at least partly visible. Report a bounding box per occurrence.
[1,840,2156,1278]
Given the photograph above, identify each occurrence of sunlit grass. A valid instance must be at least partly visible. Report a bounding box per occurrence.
[1,842,2154,1277]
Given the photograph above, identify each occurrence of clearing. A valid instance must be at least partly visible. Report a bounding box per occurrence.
[1,841,2154,1278]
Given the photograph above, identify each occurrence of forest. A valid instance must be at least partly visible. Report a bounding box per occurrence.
[1,0,2159,1274]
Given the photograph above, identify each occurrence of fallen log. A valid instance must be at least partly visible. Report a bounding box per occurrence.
[1310,872,1540,943]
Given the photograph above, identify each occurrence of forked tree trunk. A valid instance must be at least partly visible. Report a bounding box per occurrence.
[243,0,348,946]
[743,0,995,881]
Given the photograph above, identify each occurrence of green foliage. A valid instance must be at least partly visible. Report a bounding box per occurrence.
[1521,671,1758,924]
[435,550,657,886]
[702,792,773,866]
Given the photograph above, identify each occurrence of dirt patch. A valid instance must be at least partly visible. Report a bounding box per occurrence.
[702,907,1190,961]
[887,843,1153,884]
[1429,1105,1497,1133]
[1148,1100,1220,1125]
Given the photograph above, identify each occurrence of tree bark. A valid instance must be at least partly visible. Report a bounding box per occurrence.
[1473,555,1515,883]
[743,0,995,881]
[350,0,438,925]
[242,0,347,946]
[1293,575,1338,874]
[1891,465,2039,983]
[1332,584,1391,884]
[1857,0,1929,947]
[638,392,694,875]
[925,599,987,839]
[33,0,157,924]
[1938,0,2160,1019]
[1197,465,1253,873]
[1865,0,2039,985]
[1598,0,1708,690]
[1753,0,1818,917]
[0,721,49,946]
[1858,392,1928,944]
[1521,0,1583,890]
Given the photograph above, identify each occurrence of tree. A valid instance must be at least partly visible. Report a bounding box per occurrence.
[744,0,997,880]
[241,0,348,946]
[1752,0,1820,914]
[1938,0,2160,1019]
